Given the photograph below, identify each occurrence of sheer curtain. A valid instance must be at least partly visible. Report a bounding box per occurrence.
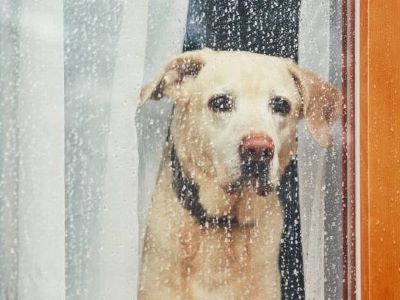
[0,0,343,299]
[1,0,64,298]
[0,0,148,298]
[0,0,189,298]
[299,0,343,298]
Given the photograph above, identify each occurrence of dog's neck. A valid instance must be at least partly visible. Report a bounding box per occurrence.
[170,143,281,228]
[170,144,240,228]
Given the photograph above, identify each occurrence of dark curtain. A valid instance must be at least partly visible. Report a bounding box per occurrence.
[182,1,305,299]
[184,0,300,61]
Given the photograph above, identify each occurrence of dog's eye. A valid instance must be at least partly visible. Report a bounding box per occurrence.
[208,95,234,113]
[270,97,291,115]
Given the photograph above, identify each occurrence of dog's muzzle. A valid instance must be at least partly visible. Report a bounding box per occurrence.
[238,134,274,196]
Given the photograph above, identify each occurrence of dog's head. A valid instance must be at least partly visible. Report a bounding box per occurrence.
[140,48,342,198]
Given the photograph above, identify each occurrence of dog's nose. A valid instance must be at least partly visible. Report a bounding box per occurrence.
[240,134,274,161]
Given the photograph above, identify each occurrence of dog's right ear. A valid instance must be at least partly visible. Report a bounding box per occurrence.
[139,48,212,106]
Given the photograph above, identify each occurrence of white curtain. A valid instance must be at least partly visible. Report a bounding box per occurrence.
[299,0,343,299]
[0,0,342,299]
[1,0,65,299]
[0,0,189,298]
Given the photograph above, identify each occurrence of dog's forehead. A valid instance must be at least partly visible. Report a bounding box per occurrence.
[196,52,296,97]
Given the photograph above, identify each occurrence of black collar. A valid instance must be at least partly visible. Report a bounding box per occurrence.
[170,145,239,228]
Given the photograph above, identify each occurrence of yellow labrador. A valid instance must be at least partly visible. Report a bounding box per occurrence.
[138,48,341,299]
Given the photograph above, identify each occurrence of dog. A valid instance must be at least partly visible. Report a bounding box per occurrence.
[138,48,342,299]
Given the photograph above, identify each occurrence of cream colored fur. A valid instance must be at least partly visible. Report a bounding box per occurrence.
[138,49,342,299]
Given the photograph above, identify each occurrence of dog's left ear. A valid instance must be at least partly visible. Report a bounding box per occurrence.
[139,48,212,106]
[288,63,343,147]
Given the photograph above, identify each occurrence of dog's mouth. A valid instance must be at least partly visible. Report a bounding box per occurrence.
[241,159,274,196]
[223,160,274,197]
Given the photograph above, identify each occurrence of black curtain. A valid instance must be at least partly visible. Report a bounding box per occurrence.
[184,0,300,61]
[183,1,305,299]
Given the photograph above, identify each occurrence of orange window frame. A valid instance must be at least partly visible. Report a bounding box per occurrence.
[360,0,400,298]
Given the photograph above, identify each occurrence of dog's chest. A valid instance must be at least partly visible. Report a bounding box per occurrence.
[177,225,282,299]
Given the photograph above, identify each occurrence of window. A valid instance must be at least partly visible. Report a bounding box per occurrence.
[0,0,361,299]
